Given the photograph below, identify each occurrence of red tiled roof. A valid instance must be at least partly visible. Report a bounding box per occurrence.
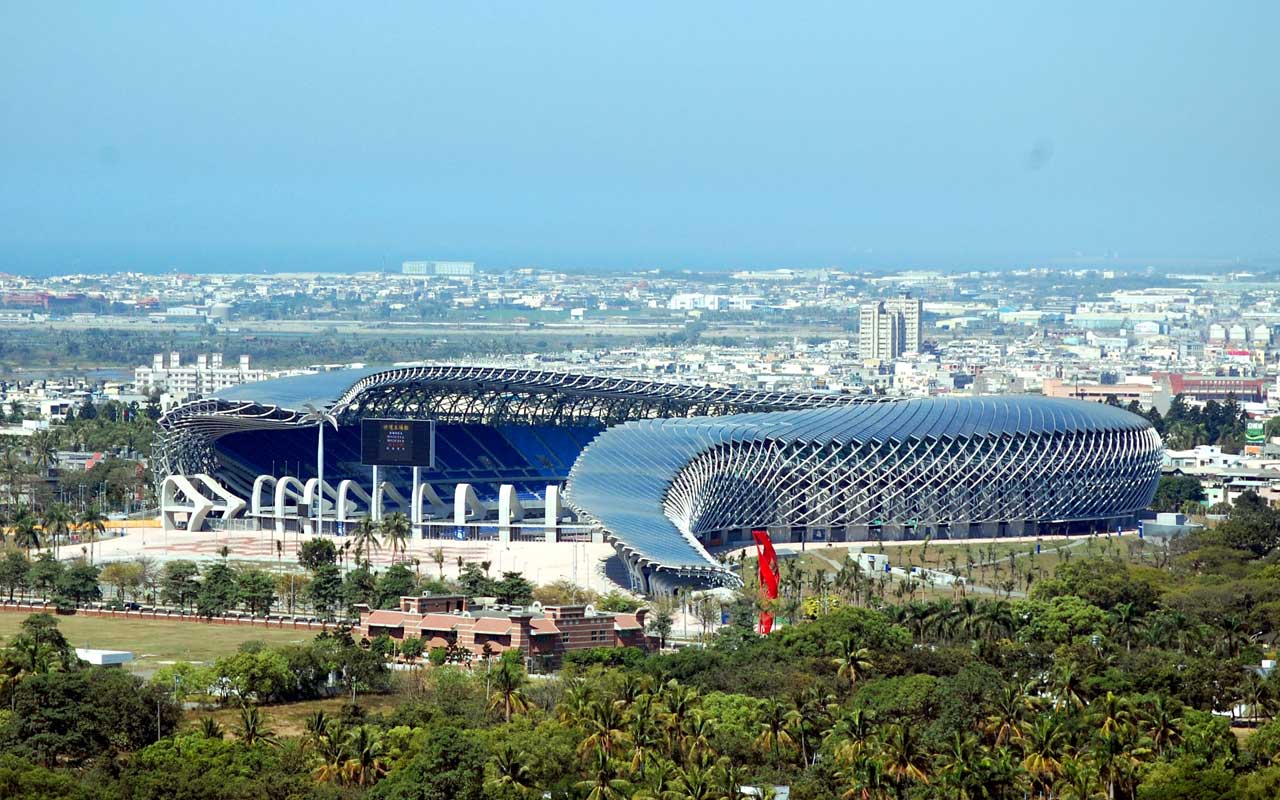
[364,610,412,627]
[471,618,512,635]
[613,614,643,630]
[529,618,561,636]
[416,614,461,632]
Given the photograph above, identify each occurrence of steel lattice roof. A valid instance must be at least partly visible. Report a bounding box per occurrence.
[563,396,1162,577]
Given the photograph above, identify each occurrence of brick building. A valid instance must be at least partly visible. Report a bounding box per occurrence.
[1152,372,1266,403]
[357,595,655,662]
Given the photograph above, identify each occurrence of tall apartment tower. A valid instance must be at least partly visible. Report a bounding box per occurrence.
[859,295,922,360]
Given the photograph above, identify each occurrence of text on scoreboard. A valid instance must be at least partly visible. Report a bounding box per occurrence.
[360,418,435,467]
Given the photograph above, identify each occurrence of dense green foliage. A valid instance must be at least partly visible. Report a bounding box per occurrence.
[1134,393,1249,452]
[2,494,1280,798]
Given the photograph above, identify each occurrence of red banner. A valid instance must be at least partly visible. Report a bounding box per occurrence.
[752,529,779,634]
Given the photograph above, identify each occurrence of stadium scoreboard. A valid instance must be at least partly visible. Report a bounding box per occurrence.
[360,419,435,468]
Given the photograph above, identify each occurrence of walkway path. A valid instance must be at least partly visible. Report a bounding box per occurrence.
[54,525,616,588]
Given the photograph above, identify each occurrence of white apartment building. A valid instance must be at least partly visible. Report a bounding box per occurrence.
[859,295,922,361]
[134,352,264,400]
[668,293,723,311]
[402,260,476,277]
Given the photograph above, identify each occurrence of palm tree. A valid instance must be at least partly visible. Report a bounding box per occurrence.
[350,517,381,568]
[342,725,388,787]
[660,680,701,756]
[1055,757,1104,800]
[312,720,349,784]
[839,752,889,800]
[1,444,32,505]
[753,699,797,764]
[985,683,1035,745]
[558,680,595,725]
[977,599,1014,640]
[626,694,663,776]
[1021,716,1068,797]
[832,636,875,696]
[235,705,279,748]
[1050,662,1089,713]
[488,660,531,722]
[1091,726,1149,800]
[1108,602,1142,652]
[925,599,957,643]
[41,503,72,550]
[576,746,632,800]
[1240,671,1273,726]
[380,511,411,564]
[670,760,718,800]
[934,732,982,800]
[579,699,630,759]
[790,686,835,767]
[1088,691,1133,737]
[486,742,535,797]
[1142,695,1183,756]
[431,546,446,579]
[681,711,717,765]
[975,746,1023,800]
[828,708,876,766]
[952,596,983,642]
[27,431,57,478]
[12,511,40,556]
[879,723,930,800]
[835,554,865,605]
[78,504,107,564]
[713,757,749,800]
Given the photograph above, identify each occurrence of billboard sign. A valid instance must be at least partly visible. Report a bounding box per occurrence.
[1247,420,1265,444]
[360,419,436,467]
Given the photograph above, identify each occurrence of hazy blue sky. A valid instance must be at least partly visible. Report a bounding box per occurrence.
[1,2,1277,273]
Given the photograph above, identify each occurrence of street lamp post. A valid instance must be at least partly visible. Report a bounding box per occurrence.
[303,404,339,535]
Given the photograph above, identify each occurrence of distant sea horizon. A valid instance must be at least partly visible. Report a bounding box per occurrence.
[0,241,1270,278]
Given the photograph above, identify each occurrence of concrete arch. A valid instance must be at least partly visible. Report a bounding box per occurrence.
[454,483,485,523]
[251,475,278,516]
[417,482,450,521]
[273,476,307,534]
[337,479,372,521]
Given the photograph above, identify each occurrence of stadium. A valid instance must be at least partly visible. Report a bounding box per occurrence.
[156,365,1163,593]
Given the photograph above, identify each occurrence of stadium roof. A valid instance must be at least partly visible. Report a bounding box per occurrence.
[210,365,878,415]
[564,396,1156,577]
[157,364,879,482]
[214,367,384,410]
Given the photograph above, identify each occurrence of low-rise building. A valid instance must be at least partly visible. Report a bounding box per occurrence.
[358,595,655,663]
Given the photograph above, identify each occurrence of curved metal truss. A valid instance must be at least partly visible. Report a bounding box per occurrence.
[332,365,878,426]
[155,364,881,488]
[155,398,312,483]
[667,428,1162,533]
[564,397,1163,592]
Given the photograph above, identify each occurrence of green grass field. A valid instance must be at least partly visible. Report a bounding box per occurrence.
[0,611,316,672]
[183,694,405,737]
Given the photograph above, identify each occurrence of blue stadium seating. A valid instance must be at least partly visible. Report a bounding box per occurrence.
[212,421,603,512]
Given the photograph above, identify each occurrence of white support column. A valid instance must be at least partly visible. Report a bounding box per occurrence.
[544,484,560,543]
[371,465,381,522]
[498,484,524,545]
[411,466,421,530]
[454,483,470,524]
